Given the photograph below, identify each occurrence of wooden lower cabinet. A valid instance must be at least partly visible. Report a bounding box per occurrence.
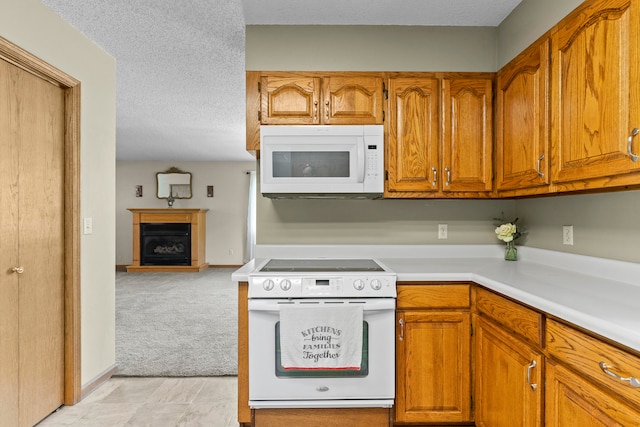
[395,284,472,424]
[546,361,640,426]
[474,315,543,427]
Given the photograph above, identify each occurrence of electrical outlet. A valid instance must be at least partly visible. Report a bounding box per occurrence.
[563,225,574,245]
[228,248,234,255]
[438,224,448,239]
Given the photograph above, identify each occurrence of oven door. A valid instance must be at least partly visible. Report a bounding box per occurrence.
[248,298,395,408]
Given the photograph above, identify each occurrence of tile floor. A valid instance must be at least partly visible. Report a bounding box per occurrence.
[37,376,239,427]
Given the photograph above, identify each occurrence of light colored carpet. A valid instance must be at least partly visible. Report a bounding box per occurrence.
[115,268,238,376]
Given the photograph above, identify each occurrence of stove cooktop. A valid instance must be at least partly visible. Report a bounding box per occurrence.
[249,258,396,298]
[259,258,385,273]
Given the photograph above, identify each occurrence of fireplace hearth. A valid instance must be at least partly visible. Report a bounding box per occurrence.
[140,223,191,266]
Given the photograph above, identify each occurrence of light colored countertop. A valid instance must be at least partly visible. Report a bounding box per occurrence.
[233,245,640,353]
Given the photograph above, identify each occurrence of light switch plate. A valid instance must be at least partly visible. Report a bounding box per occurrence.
[438,223,448,239]
[83,217,93,235]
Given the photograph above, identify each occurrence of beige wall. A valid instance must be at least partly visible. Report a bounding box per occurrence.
[248,0,640,264]
[1,0,117,385]
[497,0,583,67]
[247,25,498,72]
[116,161,256,266]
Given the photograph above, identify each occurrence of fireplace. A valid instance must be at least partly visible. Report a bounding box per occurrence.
[140,223,191,266]
[127,208,208,272]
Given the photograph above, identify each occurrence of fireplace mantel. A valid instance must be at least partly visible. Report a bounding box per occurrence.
[126,208,209,272]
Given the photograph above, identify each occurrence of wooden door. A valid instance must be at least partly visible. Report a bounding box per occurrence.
[260,73,320,124]
[395,310,471,423]
[475,315,543,427]
[386,76,440,196]
[496,38,551,195]
[0,57,65,427]
[442,77,493,194]
[551,0,640,187]
[321,75,383,124]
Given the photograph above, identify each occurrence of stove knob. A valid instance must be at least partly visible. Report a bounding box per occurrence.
[353,279,365,291]
[263,279,275,291]
[370,279,382,290]
[280,279,292,291]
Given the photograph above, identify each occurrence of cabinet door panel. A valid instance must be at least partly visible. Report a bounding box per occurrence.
[442,78,493,193]
[396,310,471,423]
[322,75,383,124]
[496,38,551,193]
[260,75,320,124]
[387,77,439,194]
[475,315,543,427]
[551,0,640,184]
[546,361,640,427]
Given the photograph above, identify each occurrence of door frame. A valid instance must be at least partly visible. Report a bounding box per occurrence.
[0,36,81,405]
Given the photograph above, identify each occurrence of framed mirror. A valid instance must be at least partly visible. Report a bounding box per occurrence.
[156,167,192,199]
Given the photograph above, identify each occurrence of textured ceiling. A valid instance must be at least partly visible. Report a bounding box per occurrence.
[40,0,522,162]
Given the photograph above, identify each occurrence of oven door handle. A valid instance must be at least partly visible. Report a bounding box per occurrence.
[247,299,396,311]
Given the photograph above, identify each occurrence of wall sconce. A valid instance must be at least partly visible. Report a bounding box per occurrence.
[135,185,143,197]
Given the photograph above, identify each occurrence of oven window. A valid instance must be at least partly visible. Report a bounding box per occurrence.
[272,151,350,178]
[274,322,369,378]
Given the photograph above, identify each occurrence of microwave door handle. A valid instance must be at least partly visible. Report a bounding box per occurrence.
[357,137,365,182]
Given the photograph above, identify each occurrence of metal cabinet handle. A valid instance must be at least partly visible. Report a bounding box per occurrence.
[628,128,639,162]
[445,167,451,186]
[599,362,640,388]
[313,101,318,121]
[527,360,537,391]
[12,266,24,274]
[537,154,545,178]
[431,167,437,186]
[398,318,405,341]
[325,100,330,120]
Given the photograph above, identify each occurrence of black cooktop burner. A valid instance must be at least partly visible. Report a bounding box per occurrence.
[260,258,385,273]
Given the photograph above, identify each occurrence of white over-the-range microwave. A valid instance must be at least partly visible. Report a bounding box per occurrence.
[259,125,384,199]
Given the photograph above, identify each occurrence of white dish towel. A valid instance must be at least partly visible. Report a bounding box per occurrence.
[279,303,363,370]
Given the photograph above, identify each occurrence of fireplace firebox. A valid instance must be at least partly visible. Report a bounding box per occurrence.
[140,223,191,266]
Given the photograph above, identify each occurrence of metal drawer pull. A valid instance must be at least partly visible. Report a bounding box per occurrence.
[325,100,330,120]
[599,362,640,388]
[431,167,437,186]
[537,154,545,177]
[628,128,639,162]
[527,360,537,391]
[445,167,451,186]
[398,318,405,341]
[313,101,318,121]
[12,266,24,274]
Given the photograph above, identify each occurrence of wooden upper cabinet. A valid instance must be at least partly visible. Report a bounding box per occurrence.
[442,76,494,194]
[260,74,320,125]
[496,37,551,196]
[258,73,383,125]
[551,0,640,190]
[322,75,384,124]
[386,76,440,195]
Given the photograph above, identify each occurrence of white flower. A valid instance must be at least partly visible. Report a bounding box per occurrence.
[495,223,517,242]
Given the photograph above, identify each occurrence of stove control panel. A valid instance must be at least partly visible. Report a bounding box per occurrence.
[249,275,396,298]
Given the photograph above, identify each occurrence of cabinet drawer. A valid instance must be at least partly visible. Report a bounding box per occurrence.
[475,287,542,345]
[546,319,640,409]
[396,283,470,309]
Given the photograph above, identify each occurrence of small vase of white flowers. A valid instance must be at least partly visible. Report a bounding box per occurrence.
[495,218,522,261]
